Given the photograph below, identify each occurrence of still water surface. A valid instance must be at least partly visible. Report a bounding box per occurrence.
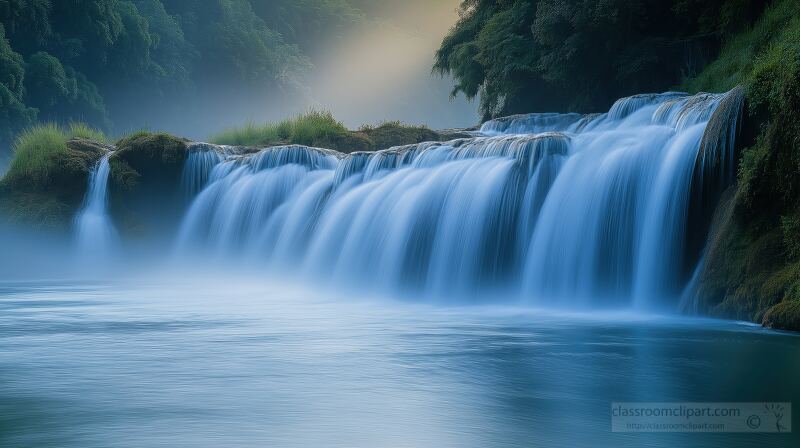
[0,278,797,447]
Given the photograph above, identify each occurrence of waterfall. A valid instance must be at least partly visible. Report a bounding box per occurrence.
[174,89,742,306]
[75,153,117,258]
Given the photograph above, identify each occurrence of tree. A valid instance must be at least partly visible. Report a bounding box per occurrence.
[0,23,35,147]
[435,0,768,119]
[24,51,69,109]
[0,0,376,151]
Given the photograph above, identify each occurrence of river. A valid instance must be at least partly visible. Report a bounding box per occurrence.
[1,278,797,447]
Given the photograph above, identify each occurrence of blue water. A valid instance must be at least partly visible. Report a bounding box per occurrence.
[172,91,740,307]
[0,278,797,447]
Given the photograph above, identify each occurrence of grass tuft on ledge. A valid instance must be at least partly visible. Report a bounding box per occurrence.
[5,124,69,187]
[210,111,444,153]
[0,122,108,230]
[211,111,349,147]
[68,122,109,144]
[4,122,108,188]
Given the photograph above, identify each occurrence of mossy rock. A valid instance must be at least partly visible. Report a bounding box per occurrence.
[358,123,442,150]
[315,132,374,154]
[439,130,474,140]
[108,132,189,238]
[0,190,75,230]
[698,186,792,321]
[109,157,140,192]
[209,114,466,154]
[113,132,188,176]
[3,137,105,193]
[762,300,800,331]
[0,138,107,231]
[308,123,457,153]
[65,138,107,161]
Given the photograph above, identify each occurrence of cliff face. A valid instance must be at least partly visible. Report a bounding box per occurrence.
[693,95,800,330]
[688,0,800,330]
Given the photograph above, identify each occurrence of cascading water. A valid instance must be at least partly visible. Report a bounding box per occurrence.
[75,153,118,258]
[174,89,743,307]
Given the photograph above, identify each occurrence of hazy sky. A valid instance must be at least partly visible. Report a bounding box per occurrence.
[167,1,478,141]
[306,0,479,130]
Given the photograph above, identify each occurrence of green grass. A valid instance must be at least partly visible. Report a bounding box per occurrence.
[210,111,445,153]
[5,124,69,187]
[210,121,283,147]
[357,120,403,133]
[744,6,800,113]
[210,111,349,148]
[0,122,109,229]
[67,122,108,143]
[3,122,108,188]
[289,111,349,147]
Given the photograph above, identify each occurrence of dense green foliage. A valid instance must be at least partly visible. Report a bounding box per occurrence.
[0,23,35,145]
[212,111,446,153]
[435,0,766,119]
[689,0,800,329]
[0,0,370,156]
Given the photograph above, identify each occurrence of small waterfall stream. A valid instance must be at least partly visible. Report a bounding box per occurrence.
[75,153,118,258]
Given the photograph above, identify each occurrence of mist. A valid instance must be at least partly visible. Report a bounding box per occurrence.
[105,0,477,142]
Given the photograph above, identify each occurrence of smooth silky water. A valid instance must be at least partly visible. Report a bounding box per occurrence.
[174,91,742,306]
[0,279,797,447]
[2,90,798,447]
